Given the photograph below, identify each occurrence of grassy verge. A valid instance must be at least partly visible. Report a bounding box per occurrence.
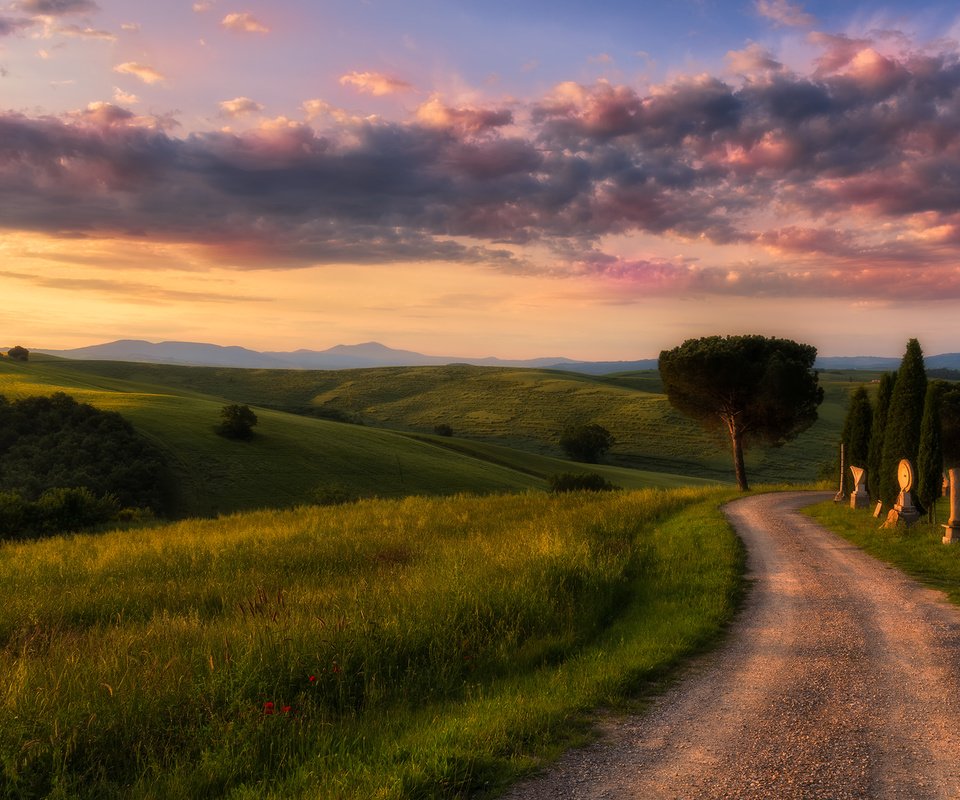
[803,496,960,603]
[1,486,742,799]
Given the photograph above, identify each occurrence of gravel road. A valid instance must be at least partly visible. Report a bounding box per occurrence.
[501,491,960,799]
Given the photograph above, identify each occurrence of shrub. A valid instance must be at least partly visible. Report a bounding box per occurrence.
[217,404,258,440]
[559,423,615,463]
[434,423,454,436]
[6,345,28,362]
[548,472,619,493]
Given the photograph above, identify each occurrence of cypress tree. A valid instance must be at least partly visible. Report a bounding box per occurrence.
[841,385,872,494]
[917,381,945,522]
[867,372,895,502]
[879,339,927,506]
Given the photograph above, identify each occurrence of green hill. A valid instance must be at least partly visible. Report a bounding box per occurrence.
[22,357,853,486]
[0,358,716,518]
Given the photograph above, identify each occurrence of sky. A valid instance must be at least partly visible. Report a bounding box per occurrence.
[2,0,960,359]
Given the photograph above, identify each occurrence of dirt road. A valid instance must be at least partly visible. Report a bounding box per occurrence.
[502,491,960,799]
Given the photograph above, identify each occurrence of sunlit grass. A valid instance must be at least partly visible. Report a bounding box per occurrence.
[804,496,960,603]
[1,486,742,799]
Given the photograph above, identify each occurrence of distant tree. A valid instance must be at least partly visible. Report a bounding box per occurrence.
[879,339,927,506]
[548,472,619,493]
[434,423,454,437]
[917,381,945,521]
[942,386,960,470]
[559,423,615,463]
[217,404,258,440]
[841,385,873,494]
[7,346,28,362]
[867,372,896,501]
[659,335,822,491]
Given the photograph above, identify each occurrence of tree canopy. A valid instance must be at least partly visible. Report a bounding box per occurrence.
[917,381,945,520]
[879,339,927,505]
[866,371,896,502]
[0,392,173,536]
[559,423,615,463]
[659,335,823,491]
[841,385,873,494]
[6,346,28,362]
[217,404,259,440]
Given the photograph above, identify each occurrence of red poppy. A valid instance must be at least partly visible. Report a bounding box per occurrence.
[281,705,292,714]
[263,701,275,715]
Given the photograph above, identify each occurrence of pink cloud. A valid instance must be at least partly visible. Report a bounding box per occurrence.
[113,62,164,84]
[218,96,263,118]
[339,71,413,96]
[755,0,815,28]
[221,12,268,34]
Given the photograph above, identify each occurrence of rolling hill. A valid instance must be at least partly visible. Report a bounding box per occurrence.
[0,357,719,518]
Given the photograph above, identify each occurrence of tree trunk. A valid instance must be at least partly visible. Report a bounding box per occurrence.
[726,418,749,491]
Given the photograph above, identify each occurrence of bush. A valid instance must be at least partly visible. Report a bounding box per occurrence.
[434,423,454,437]
[548,473,619,493]
[217,404,258,440]
[0,392,172,515]
[6,345,28,362]
[559,423,615,463]
[0,487,120,540]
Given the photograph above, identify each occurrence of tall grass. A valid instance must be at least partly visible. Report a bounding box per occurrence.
[1,486,742,799]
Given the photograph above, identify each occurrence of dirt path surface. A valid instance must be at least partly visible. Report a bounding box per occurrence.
[501,491,960,800]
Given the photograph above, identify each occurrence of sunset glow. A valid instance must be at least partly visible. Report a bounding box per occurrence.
[2,0,960,358]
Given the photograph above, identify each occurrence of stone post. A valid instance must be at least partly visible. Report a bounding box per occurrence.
[850,466,870,509]
[943,468,960,544]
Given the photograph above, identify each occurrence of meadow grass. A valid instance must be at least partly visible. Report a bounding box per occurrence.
[14,358,855,486]
[0,359,721,518]
[803,496,960,603]
[1,486,742,799]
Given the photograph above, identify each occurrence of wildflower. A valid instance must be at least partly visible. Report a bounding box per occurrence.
[281,705,292,714]
[308,675,316,683]
[263,701,275,715]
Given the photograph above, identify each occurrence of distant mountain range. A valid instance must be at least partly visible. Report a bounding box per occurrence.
[34,339,659,373]
[28,339,960,373]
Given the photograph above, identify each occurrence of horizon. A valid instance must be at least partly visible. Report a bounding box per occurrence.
[2,1,960,358]
[14,335,950,362]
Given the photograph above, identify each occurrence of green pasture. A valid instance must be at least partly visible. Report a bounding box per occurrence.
[9,357,860,489]
[0,485,743,799]
[0,359,721,518]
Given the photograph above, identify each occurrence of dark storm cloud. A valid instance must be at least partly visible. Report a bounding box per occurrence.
[5,30,960,297]
[16,0,98,15]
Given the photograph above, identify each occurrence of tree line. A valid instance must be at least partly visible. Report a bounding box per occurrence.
[0,392,173,538]
[841,338,960,519]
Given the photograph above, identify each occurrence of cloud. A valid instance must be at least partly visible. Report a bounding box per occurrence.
[16,0,98,15]
[218,96,263,118]
[0,269,268,305]
[415,96,512,134]
[221,12,268,33]
[4,29,960,300]
[55,23,115,40]
[0,15,34,35]
[726,43,783,75]
[113,86,138,104]
[755,0,815,28]
[120,22,139,32]
[193,1,214,10]
[113,62,164,84]
[339,71,413,96]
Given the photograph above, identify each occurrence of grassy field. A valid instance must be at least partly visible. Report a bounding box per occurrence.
[1,486,743,799]
[804,496,960,603]
[1,358,721,518]
[4,356,861,492]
